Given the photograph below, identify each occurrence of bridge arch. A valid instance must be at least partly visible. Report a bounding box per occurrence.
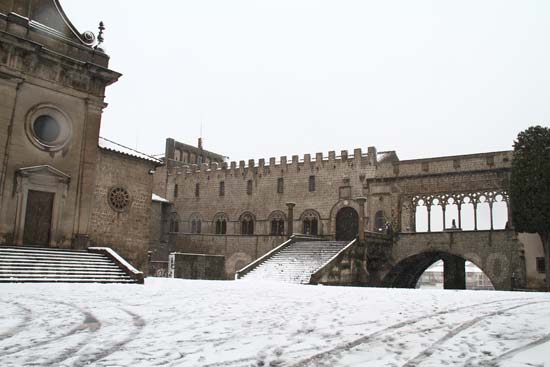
[383,251,495,290]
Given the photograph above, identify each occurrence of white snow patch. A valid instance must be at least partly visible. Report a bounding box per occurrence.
[152,193,170,203]
[0,279,549,366]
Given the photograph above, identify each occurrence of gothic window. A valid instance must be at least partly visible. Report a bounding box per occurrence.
[219,181,225,196]
[169,212,180,233]
[247,180,253,195]
[301,210,320,236]
[309,176,316,192]
[195,183,200,198]
[241,212,255,235]
[411,191,510,233]
[175,149,183,161]
[374,210,385,232]
[269,211,286,236]
[537,257,546,274]
[213,213,228,235]
[189,213,202,234]
[277,178,284,194]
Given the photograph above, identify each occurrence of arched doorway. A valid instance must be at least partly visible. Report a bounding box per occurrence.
[335,207,359,241]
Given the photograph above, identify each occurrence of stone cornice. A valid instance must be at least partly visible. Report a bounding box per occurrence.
[0,30,121,97]
[367,167,511,184]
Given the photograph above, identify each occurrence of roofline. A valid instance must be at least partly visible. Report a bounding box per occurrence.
[395,150,512,164]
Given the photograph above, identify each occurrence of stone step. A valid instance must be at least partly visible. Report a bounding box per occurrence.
[0,246,104,254]
[0,278,136,283]
[0,253,111,262]
[0,246,140,284]
[0,268,126,275]
[242,240,349,284]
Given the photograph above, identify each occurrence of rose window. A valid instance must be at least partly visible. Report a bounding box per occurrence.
[109,187,130,212]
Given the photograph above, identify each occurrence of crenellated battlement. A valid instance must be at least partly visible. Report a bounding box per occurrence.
[168,147,389,178]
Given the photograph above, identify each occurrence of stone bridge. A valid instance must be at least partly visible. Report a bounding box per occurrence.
[379,230,525,291]
[313,229,526,291]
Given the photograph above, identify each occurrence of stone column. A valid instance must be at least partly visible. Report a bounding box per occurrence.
[473,202,478,231]
[489,201,494,230]
[286,202,296,239]
[443,257,466,290]
[355,197,367,241]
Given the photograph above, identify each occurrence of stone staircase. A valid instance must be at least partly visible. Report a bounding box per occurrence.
[239,240,350,284]
[0,246,143,283]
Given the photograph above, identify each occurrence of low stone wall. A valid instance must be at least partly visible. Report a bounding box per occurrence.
[149,260,169,278]
[168,253,225,280]
[172,234,288,279]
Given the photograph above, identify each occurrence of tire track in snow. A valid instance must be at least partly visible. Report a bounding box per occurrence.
[71,308,145,366]
[401,300,550,367]
[289,297,528,367]
[0,299,101,359]
[487,332,550,366]
[0,301,32,342]
[41,311,102,366]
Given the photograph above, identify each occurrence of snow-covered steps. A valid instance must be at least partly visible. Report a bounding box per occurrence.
[236,236,352,284]
[0,246,144,284]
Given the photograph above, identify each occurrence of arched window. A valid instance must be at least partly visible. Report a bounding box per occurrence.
[175,149,183,161]
[246,180,253,195]
[213,213,228,235]
[169,212,180,233]
[374,210,386,232]
[269,210,286,236]
[240,212,255,235]
[189,213,202,234]
[301,209,320,236]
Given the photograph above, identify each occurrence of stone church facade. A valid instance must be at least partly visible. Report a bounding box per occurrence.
[0,0,159,272]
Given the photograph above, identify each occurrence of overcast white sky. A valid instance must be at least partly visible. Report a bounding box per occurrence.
[61,0,550,161]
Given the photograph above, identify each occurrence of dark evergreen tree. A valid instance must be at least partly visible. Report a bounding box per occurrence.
[510,126,550,291]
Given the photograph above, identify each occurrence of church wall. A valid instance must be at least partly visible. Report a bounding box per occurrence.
[0,79,90,246]
[89,149,156,273]
[0,77,18,221]
[0,6,120,247]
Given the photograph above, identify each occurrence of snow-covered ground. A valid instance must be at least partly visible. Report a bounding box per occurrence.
[1,279,549,367]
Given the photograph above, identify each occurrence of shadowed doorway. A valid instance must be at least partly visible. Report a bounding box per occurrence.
[335,207,358,241]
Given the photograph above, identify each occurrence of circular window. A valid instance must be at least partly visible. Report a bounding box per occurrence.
[33,115,61,144]
[25,105,73,152]
[108,187,131,212]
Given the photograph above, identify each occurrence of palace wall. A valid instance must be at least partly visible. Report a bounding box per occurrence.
[164,148,384,236]
[154,149,525,280]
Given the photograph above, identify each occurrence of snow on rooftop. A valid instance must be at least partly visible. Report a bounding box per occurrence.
[152,193,170,203]
[98,137,162,164]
